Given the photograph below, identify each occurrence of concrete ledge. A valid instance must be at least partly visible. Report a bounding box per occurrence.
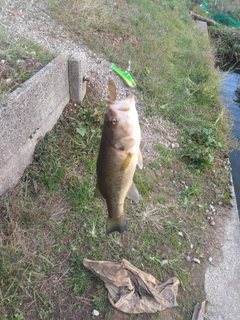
[197,20,209,36]
[205,177,240,319]
[69,52,87,103]
[0,53,87,196]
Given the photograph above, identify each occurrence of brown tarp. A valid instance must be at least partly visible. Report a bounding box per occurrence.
[83,258,179,314]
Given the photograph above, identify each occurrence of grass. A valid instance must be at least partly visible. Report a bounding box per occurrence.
[0,31,55,103]
[0,87,231,319]
[0,0,234,319]
[51,0,226,130]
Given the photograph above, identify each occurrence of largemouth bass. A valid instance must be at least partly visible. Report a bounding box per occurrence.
[96,78,143,234]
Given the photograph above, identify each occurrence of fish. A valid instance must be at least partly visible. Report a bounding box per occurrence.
[95,78,143,234]
[111,63,136,88]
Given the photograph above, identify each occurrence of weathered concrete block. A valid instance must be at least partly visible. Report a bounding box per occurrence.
[0,54,70,196]
[68,52,87,103]
[197,20,208,36]
[0,100,69,195]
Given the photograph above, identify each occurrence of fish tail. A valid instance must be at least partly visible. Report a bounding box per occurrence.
[107,216,127,235]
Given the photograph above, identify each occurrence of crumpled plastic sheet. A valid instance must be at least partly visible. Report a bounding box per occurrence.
[192,301,206,320]
[83,258,179,314]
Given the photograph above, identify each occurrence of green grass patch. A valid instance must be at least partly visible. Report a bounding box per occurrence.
[51,0,226,129]
[0,31,55,103]
[50,0,231,173]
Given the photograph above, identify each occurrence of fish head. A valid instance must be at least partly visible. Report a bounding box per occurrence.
[105,93,140,152]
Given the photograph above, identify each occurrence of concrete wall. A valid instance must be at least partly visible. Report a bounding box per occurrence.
[0,53,87,196]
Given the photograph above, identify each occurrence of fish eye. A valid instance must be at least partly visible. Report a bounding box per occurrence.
[110,118,117,125]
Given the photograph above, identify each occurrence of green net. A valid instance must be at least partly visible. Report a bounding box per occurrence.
[213,13,240,27]
[200,0,240,28]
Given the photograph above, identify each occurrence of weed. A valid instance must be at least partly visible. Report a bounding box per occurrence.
[180,127,223,169]
[155,143,174,169]
[67,258,92,295]
[92,283,108,312]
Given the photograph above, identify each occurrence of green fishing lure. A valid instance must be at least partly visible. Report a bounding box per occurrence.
[111,63,136,88]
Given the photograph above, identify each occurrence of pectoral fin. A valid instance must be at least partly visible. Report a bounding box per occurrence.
[138,150,143,169]
[120,153,133,171]
[95,184,102,198]
[126,181,140,203]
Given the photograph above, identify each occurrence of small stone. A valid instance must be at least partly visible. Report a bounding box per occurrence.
[209,204,216,212]
[185,255,191,262]
[210,221,216,226]
[178,232,183,237]
[208,257,213,263]
[161,259,168,266]
[16,59,26,67]
[192,258,201,264]
[92,309,99,316]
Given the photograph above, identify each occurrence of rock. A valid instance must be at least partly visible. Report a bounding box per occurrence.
[208,257,213,263]
[185,255,191,262]
[178,232,183,237]
[209,204,216,213]
[92,309,100,316]
[5,78,12,84]
[161,259,168,266]
[192,258,201,264]
[16,59,26,67]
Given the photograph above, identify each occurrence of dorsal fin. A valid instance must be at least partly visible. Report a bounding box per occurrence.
[108,77,117,102]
